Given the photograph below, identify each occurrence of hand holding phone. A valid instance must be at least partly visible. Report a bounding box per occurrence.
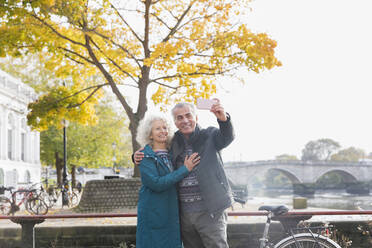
[196,98,216,110]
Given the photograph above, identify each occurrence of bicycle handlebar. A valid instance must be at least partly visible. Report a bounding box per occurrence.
[0,186,15,192]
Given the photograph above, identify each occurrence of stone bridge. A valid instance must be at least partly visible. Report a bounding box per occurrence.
[225,160,372,186]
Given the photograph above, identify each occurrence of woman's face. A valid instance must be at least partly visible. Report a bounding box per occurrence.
[150,120,168,145]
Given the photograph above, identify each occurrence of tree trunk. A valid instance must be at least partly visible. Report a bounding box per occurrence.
[55,152,63,187]
[129,118,141,177]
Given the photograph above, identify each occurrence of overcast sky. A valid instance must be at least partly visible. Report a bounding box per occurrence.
[196,0,372,162]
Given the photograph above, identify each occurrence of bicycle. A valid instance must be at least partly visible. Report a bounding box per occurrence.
[0,186,48,215]
[47,183,80,208]
[256,204,341,248]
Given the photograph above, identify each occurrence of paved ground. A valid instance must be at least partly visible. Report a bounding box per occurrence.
[1,199,372,229]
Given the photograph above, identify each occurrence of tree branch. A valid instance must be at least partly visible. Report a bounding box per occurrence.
[84,34,135,121]
[88,38,139,85]
[151,66,238,82]
[162,3,193,43]
[151,80,179,90]
[58,83,109,105]
[110,2,144,45]
[64,54,85,65]
[59,47,95,65]
[151,12,171,30]
[30,14,86,47]
[91,30,142,68]
[68,84,104,108]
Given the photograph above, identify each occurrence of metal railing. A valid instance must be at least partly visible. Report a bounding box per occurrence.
[1,210,372,248]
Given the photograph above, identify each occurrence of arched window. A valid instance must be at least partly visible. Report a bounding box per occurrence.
[21,119,27,162]
[7,114,15,160]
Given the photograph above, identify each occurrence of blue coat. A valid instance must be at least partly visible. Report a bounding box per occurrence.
[136,145,189,248]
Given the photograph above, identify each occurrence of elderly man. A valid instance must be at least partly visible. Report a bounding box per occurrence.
[134,100,234,248]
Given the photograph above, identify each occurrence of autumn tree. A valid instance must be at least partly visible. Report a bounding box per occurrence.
[0,0,281,176]
[301,138,341,161]
[331,147,366,162]
[275,154,299,161]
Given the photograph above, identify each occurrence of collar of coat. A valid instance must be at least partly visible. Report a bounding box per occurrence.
[174,124,201,145]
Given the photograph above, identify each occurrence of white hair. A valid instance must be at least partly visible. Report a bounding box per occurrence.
[171,102,196,120]
[136,112,174,147]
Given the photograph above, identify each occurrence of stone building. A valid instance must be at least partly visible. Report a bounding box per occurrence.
[0,69,41,187]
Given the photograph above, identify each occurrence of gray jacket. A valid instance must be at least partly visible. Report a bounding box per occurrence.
[170,114,235,216]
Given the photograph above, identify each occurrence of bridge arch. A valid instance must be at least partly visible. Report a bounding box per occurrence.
[315,169,358,183]
[266,168,301,184]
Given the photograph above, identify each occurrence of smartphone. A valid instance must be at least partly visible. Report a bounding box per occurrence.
[196,98,216,110]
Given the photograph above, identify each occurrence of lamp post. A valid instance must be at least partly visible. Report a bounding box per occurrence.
[62,119,69,207]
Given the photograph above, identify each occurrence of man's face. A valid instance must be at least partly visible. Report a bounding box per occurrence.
[173,106,197,137]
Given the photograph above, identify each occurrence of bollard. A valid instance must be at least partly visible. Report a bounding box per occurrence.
[293,197,307,209]
[10,217,45,248]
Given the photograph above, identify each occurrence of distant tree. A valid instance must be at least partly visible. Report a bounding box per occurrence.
[275,154,299,161]
[331,147,366,162]
[40,99,132,170]
[301,138,340,161]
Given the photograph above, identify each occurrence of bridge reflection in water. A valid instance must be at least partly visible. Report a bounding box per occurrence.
[225,160,372,210]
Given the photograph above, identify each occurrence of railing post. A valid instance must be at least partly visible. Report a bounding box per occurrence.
[10,217,45,248]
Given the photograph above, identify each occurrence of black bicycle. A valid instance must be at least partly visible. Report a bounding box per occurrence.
[257,205,341,248]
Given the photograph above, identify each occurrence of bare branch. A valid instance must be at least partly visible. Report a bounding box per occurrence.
[110,3,144,44]
[91,30,142,68]
[89,38,139,85]
[150,13,171,30]
[151,80,179,90]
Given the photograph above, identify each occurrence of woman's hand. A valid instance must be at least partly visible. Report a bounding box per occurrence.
[134,148,144,165]
[184,153,200,171]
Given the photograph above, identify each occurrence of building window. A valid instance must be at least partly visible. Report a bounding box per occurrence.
[8,129,13,160]
[21,119,27,162]
[24,171,31,184]
[7,114,14,160]
[21,133,26,161]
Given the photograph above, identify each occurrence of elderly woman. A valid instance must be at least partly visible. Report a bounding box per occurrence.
[136,112,200,248]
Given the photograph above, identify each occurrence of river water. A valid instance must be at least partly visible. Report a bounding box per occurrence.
[250,189,372,210]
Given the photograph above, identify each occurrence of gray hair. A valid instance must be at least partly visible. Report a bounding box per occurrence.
[136,112,174,147]
[171,102,196,120]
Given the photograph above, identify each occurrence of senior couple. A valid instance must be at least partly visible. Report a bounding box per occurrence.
[134,100,235,248]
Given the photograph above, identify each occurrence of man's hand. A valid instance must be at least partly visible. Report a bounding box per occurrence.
[134,148,145,165]
[210,98,227,122]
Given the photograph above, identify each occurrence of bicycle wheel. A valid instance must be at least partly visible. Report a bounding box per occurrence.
[26,197,48,215]
[0,197,11,215]
[38,190,54,208]
[274,233,341,248]
[68,191,79,207]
